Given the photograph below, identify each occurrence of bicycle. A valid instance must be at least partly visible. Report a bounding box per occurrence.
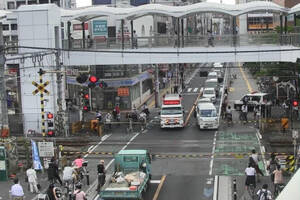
[274,183,285,197]
[247,183,256,200]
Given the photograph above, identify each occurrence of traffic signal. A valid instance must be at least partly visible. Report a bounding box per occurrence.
[84,94,89,100]
[83,105,90,111]
[76,74,88,84]
[99,81,108,88]
[88,75,98,89]
[47,112,54,128]
[47,112,54,119]
[292,100,298,107]
[47,130,55,137]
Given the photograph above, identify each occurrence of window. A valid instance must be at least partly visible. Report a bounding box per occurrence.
[2,24,9,31]
[251,96,261,102]
[11,24,17,31]
[7,2,15,9]
[16,1,26,8]
[200,109,217,117]
[11,35,18,42]
[141,25,145,36]
[124,156,138,162]
[28,0,38,5]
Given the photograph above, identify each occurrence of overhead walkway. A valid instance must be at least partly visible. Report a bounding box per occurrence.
[62,34,300,65]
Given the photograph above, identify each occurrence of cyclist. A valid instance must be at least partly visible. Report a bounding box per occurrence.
[142,103,150,118]
[225,105,233,124]
[256,184,272,200]
[63,161,75,186]
[105,112,113,129]
[73,155,84,179]
[273,165,284,196]
[245,163,256,189]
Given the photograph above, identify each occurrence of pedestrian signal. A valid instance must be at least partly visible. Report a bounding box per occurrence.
[99,81,108,88]
[84,94,89,99]
[83,105,90,112]
[47,130,54,137]
[89,76,98,83]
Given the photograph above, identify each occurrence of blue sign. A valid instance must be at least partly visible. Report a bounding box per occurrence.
[31,140,43,170]
[130,0,149,6]
[93,0,112,5]
[93,20,107,36]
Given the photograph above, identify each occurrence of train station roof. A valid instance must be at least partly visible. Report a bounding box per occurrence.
[60,1,290,22]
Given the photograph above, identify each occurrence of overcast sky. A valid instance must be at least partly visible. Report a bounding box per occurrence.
[76,0,235,7]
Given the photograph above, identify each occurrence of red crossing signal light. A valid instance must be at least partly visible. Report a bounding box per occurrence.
[47,113,54,119]
[293,100,298,107]
[89,76,98,83]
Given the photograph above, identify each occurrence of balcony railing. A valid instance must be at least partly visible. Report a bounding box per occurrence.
[62,33,300,51]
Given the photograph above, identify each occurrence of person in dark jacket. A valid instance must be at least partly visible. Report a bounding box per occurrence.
[96,160,106,192]
[48,157,62,185]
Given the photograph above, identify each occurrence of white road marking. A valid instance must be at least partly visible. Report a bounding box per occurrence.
[91,132,141,200]
[209,131,218,176]
[150,180,161,184]
[87,145,95,152]
[193,88,198,92]
[84,134,112,158]
[213,175,218,200]
[187,88,192,92]
[256,130,268,175]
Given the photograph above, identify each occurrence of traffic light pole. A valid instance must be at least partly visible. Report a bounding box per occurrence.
[0,23,9,135]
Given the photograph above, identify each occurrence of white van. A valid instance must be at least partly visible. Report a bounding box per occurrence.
[202,88,216,103]
[196,102,219,130]
[207,72,218,80]
[205,79,219,97]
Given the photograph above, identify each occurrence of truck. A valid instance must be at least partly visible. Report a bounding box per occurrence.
[160,94,184,128]
[99,150,151,200]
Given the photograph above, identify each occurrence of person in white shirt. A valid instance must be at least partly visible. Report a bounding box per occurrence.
[63,162,75,185]
[10,178,24,200]
[241,104,248,123]
[245,163,256,189]
[26,166,39,193]
[250,149,264,178]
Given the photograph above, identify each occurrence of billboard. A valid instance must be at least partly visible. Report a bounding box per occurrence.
[93,0,112,4]
[93,20,108,36]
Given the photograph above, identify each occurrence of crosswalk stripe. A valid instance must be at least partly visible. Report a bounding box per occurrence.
[193,88,198,92]
[187,88,192,92]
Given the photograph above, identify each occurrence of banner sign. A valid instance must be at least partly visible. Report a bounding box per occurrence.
[93,20,107,36]
[31,140,43,170]
[118,87,130,96]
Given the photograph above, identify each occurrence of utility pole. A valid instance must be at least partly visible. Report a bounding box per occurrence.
[54,26,67,137]
[155,64,160,108]
[0,23,9,136]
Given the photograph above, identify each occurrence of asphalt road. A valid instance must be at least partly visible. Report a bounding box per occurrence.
[13,63,272,200]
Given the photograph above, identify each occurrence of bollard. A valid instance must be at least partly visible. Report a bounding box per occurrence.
[86,170,90,185]
[233,179,237,200]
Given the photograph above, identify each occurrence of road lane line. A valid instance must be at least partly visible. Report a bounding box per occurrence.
[213,175,219,200]
[256,130,268,175]
[150,180,161,184]
[183,87,203,127]
[152,175,166,200]
[87,145,95,152]
[209,131,218,176]
[187,88,192,92]
[193,87,198,92]
[238,63,253,93]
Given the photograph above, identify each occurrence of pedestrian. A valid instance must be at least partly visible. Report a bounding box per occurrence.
[10,178,24,200]
[96,111,102,122]
[73,183,87,200]
[249,149,264,181]
[48,157,63,185]
[256,184,272,200]
[105,112,112,129]
[96,160,106,192]
[87,35,93,48]
[133,30,138,49]
[245,163,256,189]
[241,104,248,123]
[162,77,167,88]
[173,31,178,48]
[62,161,75,185]
[207,30,214,47]
[267,153,278,184]
[26,165,39,194]
[273,165,283,194]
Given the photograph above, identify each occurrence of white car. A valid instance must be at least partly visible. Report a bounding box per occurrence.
[202,88,216,103]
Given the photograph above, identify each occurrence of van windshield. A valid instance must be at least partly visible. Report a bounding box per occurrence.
[204,90,214,95]
[200,109,217,117]
[206,82,217,88]
[161,107,182,115]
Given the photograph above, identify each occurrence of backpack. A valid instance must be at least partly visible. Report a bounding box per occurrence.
[268,160,277,173]
[257,190,269,200]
